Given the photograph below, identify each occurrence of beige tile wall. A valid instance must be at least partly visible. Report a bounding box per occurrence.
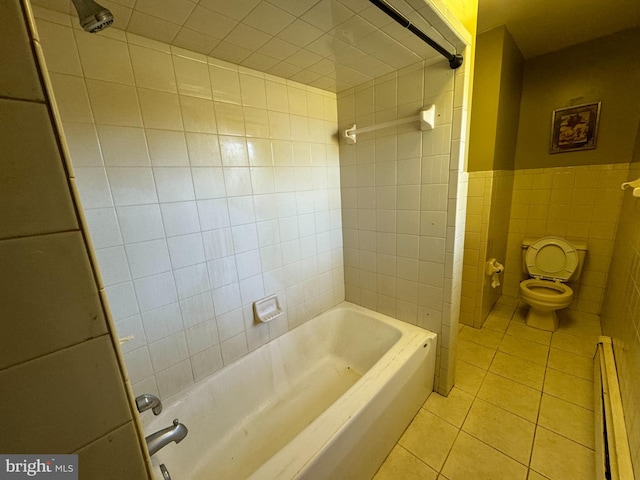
[0,1,150,476]
[601,159,640,473]
[461,172,491,327]
[34,7,344,400]
[503,164,628,315]
[484,171,513,316]
[460,162,640,471]
[337,53,471,394]
[461,170,514,328]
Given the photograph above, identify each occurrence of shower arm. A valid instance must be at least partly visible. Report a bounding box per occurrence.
[368,0,463,69]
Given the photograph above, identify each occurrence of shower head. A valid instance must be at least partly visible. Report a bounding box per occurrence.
[71,0,114,33]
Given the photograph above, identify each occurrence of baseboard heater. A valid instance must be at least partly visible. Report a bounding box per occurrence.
[594,337,635,479]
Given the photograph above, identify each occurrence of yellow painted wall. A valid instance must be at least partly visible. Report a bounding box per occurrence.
[447,0,478,167]
[515,27,640,170]
[494,28,524,171]
[467,27,502,172]
[467,26,523,172]
[429,0,478,173]
[444,0,478,38]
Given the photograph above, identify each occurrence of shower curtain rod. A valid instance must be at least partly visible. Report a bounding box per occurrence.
[369,0,463,69]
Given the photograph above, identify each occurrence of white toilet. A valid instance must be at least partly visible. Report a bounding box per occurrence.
[519,237,587,331]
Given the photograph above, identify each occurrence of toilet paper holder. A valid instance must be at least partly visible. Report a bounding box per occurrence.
[486,258,504,289]
[621,178,640,197]
[486,258,504,275]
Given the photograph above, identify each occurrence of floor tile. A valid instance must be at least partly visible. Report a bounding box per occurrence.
[477,372,541,422]
[547,347,593,380]
[543,369,593,410]
[527,471,550,480]
[489,351,546,390]
[557,310,601,339]
[423,387,474,428]
[382,300,600,480]
[458,325,504,349]
[506,320,552,345]
[530,427,595,480]
[550,331,598,358]
[399,409,459,471]
[499,334,549,365]
[497,296,520,307]
[490,304,517,319]
[454,360,486,396]
[538,394,594,448]
[457,339,496,369]
[462,398,536,465]
[512,307,527,323]
[373,445,438,480]
[482,314,510,333]
[441,431,528,480]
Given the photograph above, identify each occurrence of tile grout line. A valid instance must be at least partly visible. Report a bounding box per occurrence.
[481,305,540,474]
[497,308,540,474]
[437,324,497,476]
[435,411,464,475]
[525,326,551,476]
[395,444,439,476]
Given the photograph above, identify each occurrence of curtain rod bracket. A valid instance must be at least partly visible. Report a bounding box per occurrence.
[449,54,463,69]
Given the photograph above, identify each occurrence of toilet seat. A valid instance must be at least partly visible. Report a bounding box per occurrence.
[525,237,578,282]
[520,278,573,303]
[519,278,573,331]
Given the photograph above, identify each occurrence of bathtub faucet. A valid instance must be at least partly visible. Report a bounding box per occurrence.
[136,393,162,415]
[146,419,188,457]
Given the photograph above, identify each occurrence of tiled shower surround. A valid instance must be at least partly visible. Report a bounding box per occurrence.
[1,1,149,475]
[35,6,469,397]
[35,10,345,399]
[337,61,469,394]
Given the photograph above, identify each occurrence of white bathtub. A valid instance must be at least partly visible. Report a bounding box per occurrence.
[144,302,437,480]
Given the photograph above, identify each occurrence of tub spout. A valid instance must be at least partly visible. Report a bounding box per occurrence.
[146,419,188,457]
[136,393,163,415]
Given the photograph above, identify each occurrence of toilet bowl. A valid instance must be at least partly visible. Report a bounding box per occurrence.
[519,236,587,332]
[519,279,573,331]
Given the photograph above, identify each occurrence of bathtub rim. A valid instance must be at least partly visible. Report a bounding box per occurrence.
[248,305,436,479]
[143,301,438,479]
[144,301,435,416]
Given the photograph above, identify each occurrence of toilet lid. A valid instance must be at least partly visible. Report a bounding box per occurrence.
[525,237,578,281]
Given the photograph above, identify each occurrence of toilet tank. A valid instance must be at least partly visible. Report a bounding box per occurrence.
[521,237,588,282]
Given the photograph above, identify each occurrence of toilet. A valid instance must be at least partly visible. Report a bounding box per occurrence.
[519,237,587,331]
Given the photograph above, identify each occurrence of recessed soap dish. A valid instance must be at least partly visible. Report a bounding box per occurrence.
[253,294,283,323]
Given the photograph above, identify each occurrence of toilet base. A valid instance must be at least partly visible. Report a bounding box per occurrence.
[525,307,559,331]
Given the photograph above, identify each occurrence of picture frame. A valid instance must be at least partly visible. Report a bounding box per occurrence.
[549,102,601,154]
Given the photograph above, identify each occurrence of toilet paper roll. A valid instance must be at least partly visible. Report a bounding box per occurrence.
[487,258,504,288]
[487,258,505,275]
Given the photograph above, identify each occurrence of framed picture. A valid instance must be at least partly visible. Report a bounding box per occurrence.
[549,102,601,154]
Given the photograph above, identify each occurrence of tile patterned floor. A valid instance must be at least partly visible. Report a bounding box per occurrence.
[373,298,601,480]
